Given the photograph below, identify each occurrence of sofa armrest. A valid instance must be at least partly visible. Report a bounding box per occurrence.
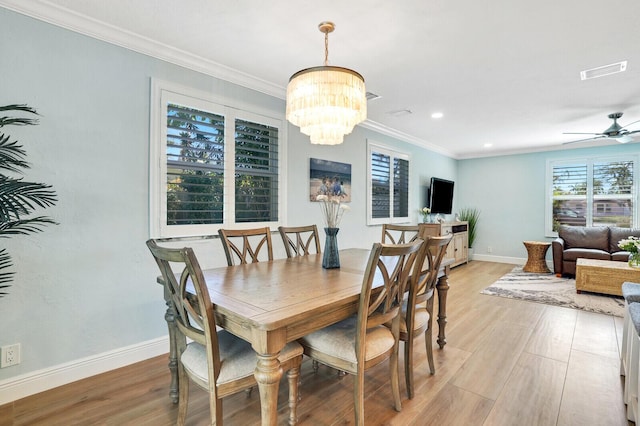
[552,237,565,275]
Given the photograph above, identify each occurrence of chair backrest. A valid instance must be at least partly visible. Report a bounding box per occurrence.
[146,240,222,381]
[407,235,453,312]
[278,225,321,257]
[381,224,421,245]
[356,240,423,361]
[218,227,274,265]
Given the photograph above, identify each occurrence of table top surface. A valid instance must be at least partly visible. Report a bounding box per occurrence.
[199,248,371,331]
[172,248,453,333]
[523,241,552,246]
[577,258,640,271]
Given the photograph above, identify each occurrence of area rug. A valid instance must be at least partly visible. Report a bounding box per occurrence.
[481,266,625,317]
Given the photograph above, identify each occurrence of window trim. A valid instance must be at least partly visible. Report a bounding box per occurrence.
[366,140,411,226]
[149,79,287,238]
[545,154,638,237]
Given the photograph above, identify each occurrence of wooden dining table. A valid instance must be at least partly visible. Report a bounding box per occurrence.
[158,248,452,426]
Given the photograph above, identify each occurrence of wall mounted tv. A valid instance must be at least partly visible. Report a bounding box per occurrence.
[428,177,454,214]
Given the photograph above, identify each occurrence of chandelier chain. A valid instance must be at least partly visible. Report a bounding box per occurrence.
[324,31,329,66]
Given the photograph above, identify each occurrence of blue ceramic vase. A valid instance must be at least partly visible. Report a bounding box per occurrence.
[322,227,340,269]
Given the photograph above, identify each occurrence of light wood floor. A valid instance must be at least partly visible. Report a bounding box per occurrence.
[0,261,632,425]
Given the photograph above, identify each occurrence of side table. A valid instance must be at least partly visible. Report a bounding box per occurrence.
[523,241,551,273]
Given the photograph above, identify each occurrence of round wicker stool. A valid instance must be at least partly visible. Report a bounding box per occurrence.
[523,241,551,273]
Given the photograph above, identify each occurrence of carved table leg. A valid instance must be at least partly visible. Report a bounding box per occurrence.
[436,265,450,349]
[254,353,283,426]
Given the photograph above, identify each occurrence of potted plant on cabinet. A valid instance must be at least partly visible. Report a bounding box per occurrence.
[458,207,480,259]
[0,104,57,297]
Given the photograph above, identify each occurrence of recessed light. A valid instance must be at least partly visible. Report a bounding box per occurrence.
[431,112,444,119]
[483,143,493,148]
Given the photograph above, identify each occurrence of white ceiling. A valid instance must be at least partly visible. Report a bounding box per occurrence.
[3,0,640,159]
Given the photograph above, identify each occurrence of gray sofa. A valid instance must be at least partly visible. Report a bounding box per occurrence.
[552,225,640,276]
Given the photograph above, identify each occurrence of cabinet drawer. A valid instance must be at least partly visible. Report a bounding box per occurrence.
[441,225,453,235]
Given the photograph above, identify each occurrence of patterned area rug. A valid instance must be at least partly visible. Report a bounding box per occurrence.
[481,266,625,317]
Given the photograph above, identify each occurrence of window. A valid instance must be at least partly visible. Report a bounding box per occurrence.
[150,81,283,238]
[546,156,637,236]
[367,141,410,225]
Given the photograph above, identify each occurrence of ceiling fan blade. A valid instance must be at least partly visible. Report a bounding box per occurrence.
[616,134,633,144]
[562,135,607,145]
[623,119,640,129]
[562,132,604,136]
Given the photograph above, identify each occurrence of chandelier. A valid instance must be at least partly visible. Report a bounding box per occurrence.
[286,22,367,145]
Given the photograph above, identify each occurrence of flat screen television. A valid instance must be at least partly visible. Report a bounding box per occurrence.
[428,177,454,214]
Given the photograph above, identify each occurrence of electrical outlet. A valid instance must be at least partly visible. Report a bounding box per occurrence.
[487,246,493,253]
[1,343,21,368]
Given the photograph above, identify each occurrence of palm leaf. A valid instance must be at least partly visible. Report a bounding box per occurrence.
[0,133,30,173]
[0,248,14,296]
[0,104,54,295]
[0,177,57,222]
[0,216,58,237]
[0,104,39,128]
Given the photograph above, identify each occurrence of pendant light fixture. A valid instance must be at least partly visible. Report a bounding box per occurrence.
[286,21,367,145]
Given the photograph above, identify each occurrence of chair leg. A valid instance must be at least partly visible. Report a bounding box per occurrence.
[177,365,189,426]
[404,337,414,399]
[391,340,402,412]
[287,364,301,426]
[425,325,435,375]
[354,372,365,426]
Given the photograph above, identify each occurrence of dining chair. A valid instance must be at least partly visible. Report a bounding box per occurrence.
[146,240,303,425]
[278,224,321,258]
[298,240,423,425]
[218,226,274,265]
[381,223,421,244]
[400,234,452,399]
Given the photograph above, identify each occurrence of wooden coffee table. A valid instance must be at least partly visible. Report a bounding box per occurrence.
[575,258,640,296]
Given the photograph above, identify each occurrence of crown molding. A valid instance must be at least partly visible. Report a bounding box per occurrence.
[359,119,456,158]
[0,0,285,98]
[0,0,457,157]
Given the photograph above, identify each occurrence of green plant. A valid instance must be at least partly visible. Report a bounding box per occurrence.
[458,207,480,248]
[0,104,57,296]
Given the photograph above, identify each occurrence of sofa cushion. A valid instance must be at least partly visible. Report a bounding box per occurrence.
[612,251,631,262]
[562,248,610,262]
[609,227,640,253]
[558,225,609,251]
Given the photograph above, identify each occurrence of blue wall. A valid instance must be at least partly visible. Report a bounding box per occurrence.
[457,144,640,261]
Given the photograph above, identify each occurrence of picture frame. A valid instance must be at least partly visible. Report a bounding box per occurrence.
[309,158,352,202]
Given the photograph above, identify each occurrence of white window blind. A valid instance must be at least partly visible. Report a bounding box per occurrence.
[367,141,410,225]
[150,81,283,238]
[547,157,636,235]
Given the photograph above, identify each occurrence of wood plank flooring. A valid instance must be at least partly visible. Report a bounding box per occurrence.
[0,261,632,425]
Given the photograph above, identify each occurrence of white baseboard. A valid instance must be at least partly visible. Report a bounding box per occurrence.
[470,254,553,271]
[0,335,169,405]
[471,253,525,264]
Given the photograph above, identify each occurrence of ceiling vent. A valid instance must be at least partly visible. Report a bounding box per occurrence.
[580,61,627,80]
[387,109,412,117]
[366,91,382,101]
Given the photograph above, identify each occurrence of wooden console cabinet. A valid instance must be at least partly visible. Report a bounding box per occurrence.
[420,221,469,267]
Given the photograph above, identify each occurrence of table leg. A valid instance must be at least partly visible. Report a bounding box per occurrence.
[436,265,450,349]
[255,353,283,426]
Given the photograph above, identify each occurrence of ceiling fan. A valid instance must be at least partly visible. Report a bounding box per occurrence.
[563,112,640,145]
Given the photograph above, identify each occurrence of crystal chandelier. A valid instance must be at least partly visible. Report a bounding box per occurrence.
[286,22,367,145]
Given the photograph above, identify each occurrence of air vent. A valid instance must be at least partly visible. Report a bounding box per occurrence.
[580,61,627,80]
[366,92,382,101]
[386,109,412,117]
